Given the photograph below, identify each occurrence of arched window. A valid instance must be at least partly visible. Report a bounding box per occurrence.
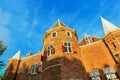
[47,45,55,56]
[66,31,72,37]
[51,32,57,38]
[63,42,72,53]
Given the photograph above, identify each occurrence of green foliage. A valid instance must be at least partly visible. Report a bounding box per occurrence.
[0,41,7,56]
[0,75,9,80]
[0,41,7,70]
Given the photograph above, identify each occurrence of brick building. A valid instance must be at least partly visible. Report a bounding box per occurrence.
[4,17,120,80]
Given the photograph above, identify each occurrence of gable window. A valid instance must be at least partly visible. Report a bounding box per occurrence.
[85,37,92,44]
[66,31,72,37]
[48,45,55,56]
[89,70,101,80]
[31,63,38,74]
[52,32,57,38]
[63,42,72,53]
[103,67,118,80]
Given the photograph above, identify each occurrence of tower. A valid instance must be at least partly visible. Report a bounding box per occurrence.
[41,19,87,80]
[101,17,120,64]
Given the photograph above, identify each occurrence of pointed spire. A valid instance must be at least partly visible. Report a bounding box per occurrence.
[100,16,119,35]
[51,19,68,29]
[12,50,21,59]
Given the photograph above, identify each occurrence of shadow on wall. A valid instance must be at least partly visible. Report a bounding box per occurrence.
[98,64,120,80]
[3,63,15,80]
[60,56,88,80]
[3,56,87,80]
[16,62,42,80]
[42,56,88,80]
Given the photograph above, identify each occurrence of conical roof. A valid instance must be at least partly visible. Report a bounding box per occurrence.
[11,50,21,59]
[51,19,68,29]
[100,16,119,35]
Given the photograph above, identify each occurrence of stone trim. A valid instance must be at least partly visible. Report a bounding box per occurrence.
[42,63,61,72]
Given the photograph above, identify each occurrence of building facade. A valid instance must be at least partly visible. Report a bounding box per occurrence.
[4,17,120,80]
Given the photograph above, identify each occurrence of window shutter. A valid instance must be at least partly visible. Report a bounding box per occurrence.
[72,46,76,53]
[28,69,31,74]
[37,65,42,73]
[41,56,44,61]
[83,39,86,44]
[52,48,55,54]
[92,37,95,42]
[44,50,47,58]
[62,45,65,52]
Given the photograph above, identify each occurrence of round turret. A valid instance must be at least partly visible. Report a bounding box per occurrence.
[43,20,79,57]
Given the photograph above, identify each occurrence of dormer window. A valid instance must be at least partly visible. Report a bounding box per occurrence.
[52,32,57,38]
[66,31,72,37]
[83,34,95,45]
[85,37,92,44]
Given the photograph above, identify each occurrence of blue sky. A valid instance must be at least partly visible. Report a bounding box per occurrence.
[0,0,120,66]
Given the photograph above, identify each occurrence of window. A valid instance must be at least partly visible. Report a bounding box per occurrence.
[91,77,101,80]
[52,32,56,38]
[89,70,101,80]
[85,37,92,44]
[48,45,55,56]
[63,42,72,53]
[66,31,72,37]
[31,64,38,74]
[112,43,116,48]
[103,67,118,80]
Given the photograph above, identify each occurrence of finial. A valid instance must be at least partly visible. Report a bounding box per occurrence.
[58,18,61,26]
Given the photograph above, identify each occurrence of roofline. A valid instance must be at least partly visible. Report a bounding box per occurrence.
[79,40,103,47]
[42,26,76,42]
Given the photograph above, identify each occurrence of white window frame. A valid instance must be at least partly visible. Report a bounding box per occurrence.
[47,45,54,56]
[66,31,72,37]
[63,42,72,53]
[31,63,38,74]
[47,45,53,56]
[85,36,92,44]
[103,67,118,79]
[89,70,101,80]
[51,32,57,38]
